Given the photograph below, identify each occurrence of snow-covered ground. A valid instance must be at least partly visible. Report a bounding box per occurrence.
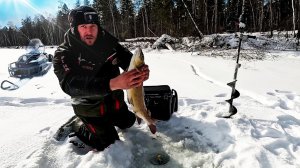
[0,46,300,168]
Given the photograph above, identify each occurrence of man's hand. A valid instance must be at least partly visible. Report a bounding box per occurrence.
[139,64,149,81]
[110,64,150,91]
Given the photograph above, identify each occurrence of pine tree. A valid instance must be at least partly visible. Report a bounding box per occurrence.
[93,0,120,38]
[6,22,19,46]
[226,0,241,32]
[298,0,300,40]
[1,26,11,46]
[258,0,264,32]
[152,0,174,36]
[56,3,70,43]
[20,17,34,40]
[140,0,153,37]
[120,0,135,39]
[217,0,226,33]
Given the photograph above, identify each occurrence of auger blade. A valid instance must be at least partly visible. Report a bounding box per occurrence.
[227,80,237,87]
[222,105,237,118]
[232,89,240,99]
[225,99,233,104]
[226,90,240,102]
[229,105,237,115]
[223,75,240,118]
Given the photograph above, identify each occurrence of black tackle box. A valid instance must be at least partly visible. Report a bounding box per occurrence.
[144,85,178,121]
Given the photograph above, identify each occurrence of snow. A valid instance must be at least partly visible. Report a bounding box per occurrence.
[0,43,300,168]
[152,34,179,49]
[239,22,246,29]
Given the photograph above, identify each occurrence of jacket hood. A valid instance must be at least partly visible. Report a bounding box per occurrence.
[60,28,119,55]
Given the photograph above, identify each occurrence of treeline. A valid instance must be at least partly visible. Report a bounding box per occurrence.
[1,0,300,47]
[0,3,71,47]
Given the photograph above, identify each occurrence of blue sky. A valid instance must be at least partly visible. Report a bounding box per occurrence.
[0,0,77,27]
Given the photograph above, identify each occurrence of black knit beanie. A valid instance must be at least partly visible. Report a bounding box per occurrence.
[68,6,100,35]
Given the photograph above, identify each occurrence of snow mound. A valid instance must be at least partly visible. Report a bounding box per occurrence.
[121,31,299,53]
[152,34,179,49]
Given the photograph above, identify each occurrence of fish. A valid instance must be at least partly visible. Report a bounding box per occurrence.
[127,47,156,134]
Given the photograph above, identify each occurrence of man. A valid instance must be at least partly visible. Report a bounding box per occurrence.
[53,6,150,151]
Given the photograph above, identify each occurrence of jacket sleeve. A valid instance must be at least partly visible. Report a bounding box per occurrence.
[53,49,111,98]
[114,43,133,71]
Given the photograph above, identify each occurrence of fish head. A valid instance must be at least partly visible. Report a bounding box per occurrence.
[133,47,145,67]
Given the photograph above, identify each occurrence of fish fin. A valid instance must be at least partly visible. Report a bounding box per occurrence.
[136,116,142,125]
[147,109,157,124]
[127,96,134,106]
[147,109,151,116]
[148,124,157,134]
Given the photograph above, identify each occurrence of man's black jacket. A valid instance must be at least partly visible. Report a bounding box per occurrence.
[53,29,132,117]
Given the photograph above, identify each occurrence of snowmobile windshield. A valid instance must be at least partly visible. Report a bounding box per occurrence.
[26,39,45,54]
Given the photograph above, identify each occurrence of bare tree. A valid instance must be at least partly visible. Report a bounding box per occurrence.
[7,21,18,45]
[181,0,204,38]
[204,0,209,34]
[269,0,273,37]
[108,0,117,37]
[292,0,296,36]
[249,0,256,32]
[259,0,264,32]
[214,0,218,33]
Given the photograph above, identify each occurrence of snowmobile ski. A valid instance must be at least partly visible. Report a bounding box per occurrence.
[1,80,19,90]
[1,78,31,91]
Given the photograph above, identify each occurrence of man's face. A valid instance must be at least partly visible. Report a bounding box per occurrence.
[77,24,98,46]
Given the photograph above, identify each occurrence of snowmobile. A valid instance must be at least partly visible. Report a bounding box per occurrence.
[1,39,53,90]
[8,39,53,78]
[8,51,52,78]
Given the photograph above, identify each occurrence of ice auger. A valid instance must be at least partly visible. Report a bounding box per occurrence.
[223,0,246,118]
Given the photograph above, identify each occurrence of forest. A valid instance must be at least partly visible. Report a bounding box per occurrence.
[0,0,299,46]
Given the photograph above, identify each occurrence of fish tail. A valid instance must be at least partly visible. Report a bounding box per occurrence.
[148,124,157,134]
